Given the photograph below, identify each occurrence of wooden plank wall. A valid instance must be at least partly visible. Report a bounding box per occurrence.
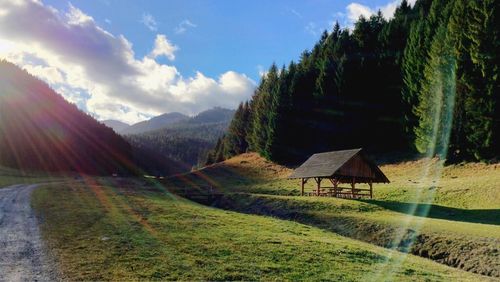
[336,154,374,179]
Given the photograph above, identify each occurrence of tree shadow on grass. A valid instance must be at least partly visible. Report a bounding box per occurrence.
[359,199,500,226]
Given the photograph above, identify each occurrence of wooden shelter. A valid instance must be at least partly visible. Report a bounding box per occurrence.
[288,148,389,199]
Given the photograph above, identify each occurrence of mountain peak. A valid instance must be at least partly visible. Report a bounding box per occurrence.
[119,112,189,135]
[190,107,235,124]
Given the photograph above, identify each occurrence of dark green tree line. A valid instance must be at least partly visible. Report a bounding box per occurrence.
[208,0,499,165]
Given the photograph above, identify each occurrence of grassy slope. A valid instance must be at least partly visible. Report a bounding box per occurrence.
[0,165,66,187]
[31,180,486,281]
[163,153,500,277]
[172,153,500,210]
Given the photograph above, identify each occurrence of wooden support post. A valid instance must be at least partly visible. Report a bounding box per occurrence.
[351,177,356,198]
[369,180,373,199]
[329,178,338,197]
[316,177,322,196]
[301,178,305,196]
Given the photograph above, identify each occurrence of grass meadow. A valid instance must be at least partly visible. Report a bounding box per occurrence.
[163,153,500,277]
[31,180,487,281]
[1,153,498,279]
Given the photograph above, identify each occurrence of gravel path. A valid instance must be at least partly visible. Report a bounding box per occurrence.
[0,184,56,281]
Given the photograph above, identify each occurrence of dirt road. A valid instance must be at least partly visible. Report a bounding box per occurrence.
[0,184,56,281]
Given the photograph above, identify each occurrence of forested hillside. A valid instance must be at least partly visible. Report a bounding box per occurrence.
[0,60,184,175]
[125,108,234,168]
[0,60,132,174]
[208,0,499,165]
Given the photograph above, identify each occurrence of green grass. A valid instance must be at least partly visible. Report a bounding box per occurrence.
[32,181,487,281]
[372,160,500,210]
[180,155,500,210]
[163,153,500,277]
[9,152,497,279]
[0,165,67,187]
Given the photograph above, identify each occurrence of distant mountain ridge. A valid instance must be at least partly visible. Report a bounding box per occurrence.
[111,107,234,136]
[123,107,235,167]
[119,112,188,135]
[102,120,130,132]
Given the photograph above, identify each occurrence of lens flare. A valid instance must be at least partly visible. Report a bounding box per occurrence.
[372,38,458,281]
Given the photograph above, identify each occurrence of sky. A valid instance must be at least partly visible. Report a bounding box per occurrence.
[0,0,414,124]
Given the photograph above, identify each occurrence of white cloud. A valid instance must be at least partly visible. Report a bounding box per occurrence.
[55,85,88,106]
[23,64,64,84]
[174,19,196,34]
[219,71,255,95]
[0,0,255,124]
[141,13,157,31]
[67,3,93,25]
[380,2,400,18]
[149,34,178,61]
[256,65,267,78]
[346,3,373,23]
[345,0,416,27]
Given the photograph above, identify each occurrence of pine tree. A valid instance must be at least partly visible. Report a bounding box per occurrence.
[444,0,471,161]
[402,20,426,145]
[204,150,215,165]
[214,136,225,163]
[316,27,339,99]
[205,0,499,166]
[249,64,279,158]
[266,64,296,163]
[224,102,250,157]
[403,0,454,152]
[414,25,457,157]
[460,0,500,160]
